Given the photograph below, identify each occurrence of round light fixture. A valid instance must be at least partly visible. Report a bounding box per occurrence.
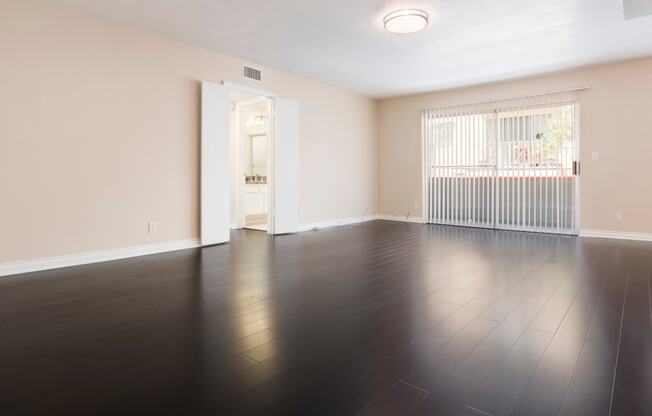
[383,9,429,34]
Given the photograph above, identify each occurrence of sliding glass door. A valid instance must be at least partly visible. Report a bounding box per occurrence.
[422,96,579,235]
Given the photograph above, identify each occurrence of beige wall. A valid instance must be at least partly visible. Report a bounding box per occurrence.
[379,57,652,234]
[0,0,378,263]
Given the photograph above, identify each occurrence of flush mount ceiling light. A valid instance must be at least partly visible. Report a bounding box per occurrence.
[383,9,429,34]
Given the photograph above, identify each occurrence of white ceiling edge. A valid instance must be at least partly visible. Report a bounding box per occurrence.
[48,0,652,100]
[223,48,651,101]
[378,51,652,101]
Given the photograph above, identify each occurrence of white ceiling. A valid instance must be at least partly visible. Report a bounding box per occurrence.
[52,0,652,98]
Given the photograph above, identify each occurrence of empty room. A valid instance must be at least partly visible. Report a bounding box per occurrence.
[2,0,652,415]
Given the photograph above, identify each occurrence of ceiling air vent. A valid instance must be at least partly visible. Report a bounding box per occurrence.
[242,64,262,82]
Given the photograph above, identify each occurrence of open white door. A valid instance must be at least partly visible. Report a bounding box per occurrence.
[200,81,230,245]
[270,98,300,234]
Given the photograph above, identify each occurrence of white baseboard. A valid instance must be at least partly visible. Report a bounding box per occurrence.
[376,214,425,224]
[1,216,383,277]
[580,229,652,242]
[0,239,200,277]
[11,223,647,278]
[299,215,378,232]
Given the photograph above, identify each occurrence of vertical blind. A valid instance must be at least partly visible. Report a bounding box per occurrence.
[422,92,579,235]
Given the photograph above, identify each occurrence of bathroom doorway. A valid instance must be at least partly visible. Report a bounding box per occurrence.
[201,80,299,245]
[229,91,271,232]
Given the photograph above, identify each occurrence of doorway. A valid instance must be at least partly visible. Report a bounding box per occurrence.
[200,81,300,246]
[230,92,271,232]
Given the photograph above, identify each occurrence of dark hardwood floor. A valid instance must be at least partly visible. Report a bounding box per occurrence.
[1,220,651,415]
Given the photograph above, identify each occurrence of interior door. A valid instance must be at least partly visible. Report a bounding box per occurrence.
[200,81,230,245]
[270,98,300,234]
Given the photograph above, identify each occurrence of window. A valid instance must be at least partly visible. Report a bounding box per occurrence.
[422,94,579,234]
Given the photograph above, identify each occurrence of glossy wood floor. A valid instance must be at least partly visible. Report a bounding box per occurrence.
[1,221,651,416]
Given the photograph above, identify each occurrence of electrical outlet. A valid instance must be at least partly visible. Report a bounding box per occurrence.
[148,222,157,233]
[592,151,599,161]
[613,212,623,223]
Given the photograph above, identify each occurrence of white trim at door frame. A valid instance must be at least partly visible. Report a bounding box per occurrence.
[222,81,277,100]
[574,102,582,235]
[221,81,278,234]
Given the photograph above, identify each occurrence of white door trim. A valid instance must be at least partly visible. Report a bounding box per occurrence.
[266,98,276,234]
[574,102,582,234]
[221,82,294,235]
[222,81,277,98]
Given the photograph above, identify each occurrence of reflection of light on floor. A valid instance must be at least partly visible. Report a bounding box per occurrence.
[232,292,280,368]
[228,234,279,368]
